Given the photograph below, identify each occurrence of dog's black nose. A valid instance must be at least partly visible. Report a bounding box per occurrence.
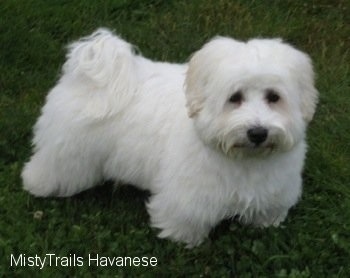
[247,127,268,145]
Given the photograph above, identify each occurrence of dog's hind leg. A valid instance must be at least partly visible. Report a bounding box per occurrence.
[21,29,138,197]
[22,138,105,197]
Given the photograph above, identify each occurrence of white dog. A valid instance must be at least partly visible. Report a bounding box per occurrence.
[22,29,318,247]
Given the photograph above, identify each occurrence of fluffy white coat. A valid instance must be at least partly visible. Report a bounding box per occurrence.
[22,29,318,247]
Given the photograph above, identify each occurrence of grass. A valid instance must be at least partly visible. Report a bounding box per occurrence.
[0,0,349,276]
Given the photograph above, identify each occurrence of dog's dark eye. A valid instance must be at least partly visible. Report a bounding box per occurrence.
[266,89,280,103]
[229,91,243,104]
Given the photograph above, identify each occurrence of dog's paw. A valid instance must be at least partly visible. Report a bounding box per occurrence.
[251,209,289,228]
[22,159,59,197]
[156,224,206,248]
[147,196,210,247]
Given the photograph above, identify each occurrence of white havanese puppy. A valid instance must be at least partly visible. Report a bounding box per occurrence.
[22,29,318,247]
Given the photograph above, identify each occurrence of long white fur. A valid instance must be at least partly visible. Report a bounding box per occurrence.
[22,28,318,247]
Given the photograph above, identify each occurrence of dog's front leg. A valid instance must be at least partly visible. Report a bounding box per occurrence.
[146,192,216,248]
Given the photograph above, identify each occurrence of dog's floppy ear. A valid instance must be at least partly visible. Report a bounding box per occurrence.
[185,51,207,118]
[185,37,249,118]
[185,37,237,118]
[295,53,319,123]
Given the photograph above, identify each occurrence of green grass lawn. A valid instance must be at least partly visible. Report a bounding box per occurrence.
[1,0,349,276]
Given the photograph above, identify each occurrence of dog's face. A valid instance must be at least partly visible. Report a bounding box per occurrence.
[185,37,318,157]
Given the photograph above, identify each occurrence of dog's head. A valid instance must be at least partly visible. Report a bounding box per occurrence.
[185,37,318,157]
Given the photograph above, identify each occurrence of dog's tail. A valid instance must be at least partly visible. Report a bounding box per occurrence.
[62,28,137,119]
